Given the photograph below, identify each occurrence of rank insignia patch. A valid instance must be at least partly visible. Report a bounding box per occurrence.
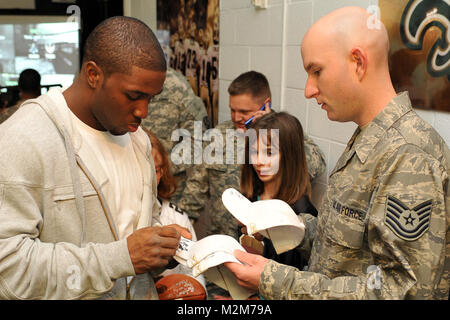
[384,196,432,241]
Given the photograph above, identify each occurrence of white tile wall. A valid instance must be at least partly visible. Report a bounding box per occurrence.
[327,143,347,176]
[285,1,313,46]
[218,79,232,123]
[219,45,250,80]
[221,0,252,10]
[218,0,450,203]
[415,108,436,127]
[329,120,358,145]
[269,85,282,112]
[123,0,156,30]
[235,6,283,46]
[219,11,236,45]
[307,100,332,139]
[249,46,283,84]
[283,88,308,127]
[285,45,307,89]
[435,111,450,144]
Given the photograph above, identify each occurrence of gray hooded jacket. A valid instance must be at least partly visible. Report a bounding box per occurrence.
[0,88,161,299]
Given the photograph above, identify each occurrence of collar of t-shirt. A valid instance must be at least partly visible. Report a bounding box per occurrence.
[69,110,143,240]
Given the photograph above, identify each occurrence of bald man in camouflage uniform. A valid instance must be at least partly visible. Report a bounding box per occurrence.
[142,67,208,220]
[177,71,326,240]
[257,92,450,299]
[225,7,449,300]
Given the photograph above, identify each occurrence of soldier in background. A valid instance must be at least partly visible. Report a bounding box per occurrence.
[225,7,449,300]
[142,67,208,221]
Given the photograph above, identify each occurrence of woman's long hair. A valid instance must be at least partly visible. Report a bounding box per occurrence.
[240,112,311,204]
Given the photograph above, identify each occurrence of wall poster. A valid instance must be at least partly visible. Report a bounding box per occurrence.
[380,0,449,112]
[157,0,220,126]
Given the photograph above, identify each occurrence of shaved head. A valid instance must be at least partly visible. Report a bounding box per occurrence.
[302,6,390,71]
[301,6,396,126]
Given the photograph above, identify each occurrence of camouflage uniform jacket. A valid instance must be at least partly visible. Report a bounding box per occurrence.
[177,119,327,239]
[259,92,450,300]
[141,67,208,218]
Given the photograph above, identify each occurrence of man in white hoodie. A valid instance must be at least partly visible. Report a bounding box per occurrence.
[0,16,190,300]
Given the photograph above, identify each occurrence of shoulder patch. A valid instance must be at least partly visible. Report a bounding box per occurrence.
[384,195,432,241]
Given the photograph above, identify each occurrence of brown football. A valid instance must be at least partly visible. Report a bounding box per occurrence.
[155,274,207,300]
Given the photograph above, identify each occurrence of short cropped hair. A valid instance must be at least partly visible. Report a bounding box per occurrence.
[18,69,41,95]
[82,16,167,76]
[228,71,271,105]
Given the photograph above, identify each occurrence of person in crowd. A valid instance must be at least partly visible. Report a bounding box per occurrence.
[141,67,209,223]
[0,68,41,124]
[0,16,190,300]
[240,112,318,270]
[177,71,326,299]
[177,70,326,241]
[225,6,449,300]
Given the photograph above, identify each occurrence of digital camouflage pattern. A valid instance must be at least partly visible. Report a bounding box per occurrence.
[141,67,208,219]
[177,119,327,240]
[259,92,450,300]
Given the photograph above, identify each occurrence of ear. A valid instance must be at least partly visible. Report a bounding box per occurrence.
[84,61,103,89]
[350,47,368,81]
